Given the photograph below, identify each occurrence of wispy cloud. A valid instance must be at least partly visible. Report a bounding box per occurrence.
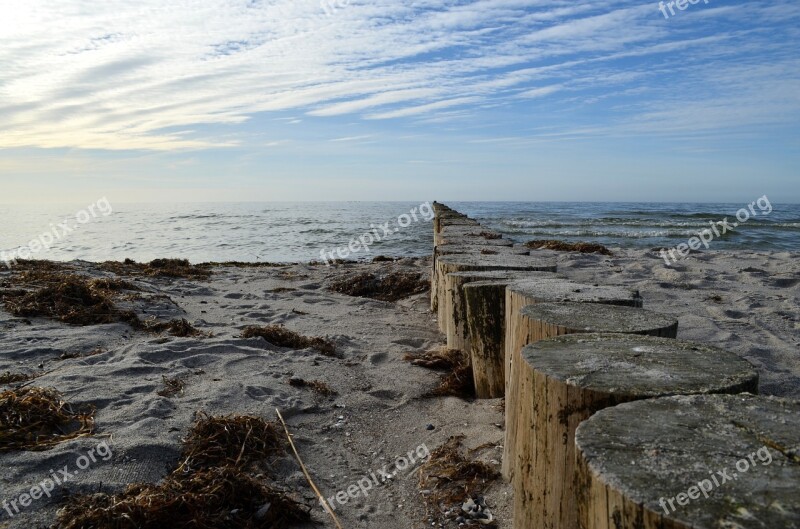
[329,135,373,142]
[517,84,565,99]
[0,0,797,151]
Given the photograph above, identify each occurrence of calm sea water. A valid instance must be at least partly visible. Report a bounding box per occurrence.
[1,201,798,265]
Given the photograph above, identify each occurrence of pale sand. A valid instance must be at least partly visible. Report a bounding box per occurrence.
[0,249,797,528]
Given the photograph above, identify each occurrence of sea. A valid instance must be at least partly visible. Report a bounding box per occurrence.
[1,201,798,265]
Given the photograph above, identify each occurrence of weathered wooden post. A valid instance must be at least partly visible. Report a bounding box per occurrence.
[435,255,558,332]
[504,279,644,397]
[501,281,645,480]
[442,262,543,351]
[513,334,758,529]
[503,300,675,482]
[575,393,799,529]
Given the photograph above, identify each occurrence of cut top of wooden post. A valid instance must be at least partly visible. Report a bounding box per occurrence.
[522,333,758,398]
[434,217,480,234]
[439,225,497,235]
[508,278,643,307]
[435,215,467,223]
[438,254,558,272]
[438,236,514,247]
[436,244,530,256]
[446,270,559,282]
[575,393,800,528]
[519,302,677,336]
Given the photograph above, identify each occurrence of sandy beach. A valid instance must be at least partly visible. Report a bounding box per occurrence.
[0,244,797,529]
[3,1,798,526]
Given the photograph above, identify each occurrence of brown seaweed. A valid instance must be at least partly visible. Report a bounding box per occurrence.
[242,325,336,356]
[525,239,613,256]
[0,387,95,452]
[329,271,427,302]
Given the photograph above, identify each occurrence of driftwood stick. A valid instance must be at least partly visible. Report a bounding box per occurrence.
[276,408,345,529]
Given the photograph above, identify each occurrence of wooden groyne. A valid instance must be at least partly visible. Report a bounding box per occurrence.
[430,202,799,529]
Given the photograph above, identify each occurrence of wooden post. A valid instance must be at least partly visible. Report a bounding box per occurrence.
[439,251,533,346]
[431,204,475,310]
[436,244,529,257]
[439,237,513,247]
[503,299,674,483]
[575,393,798,529]
[462,279,510,398]
[444,270,556,355]
[505,279,644,400]
[513,334,758,529]
[433,218,479,246]
[461,276,583,399]
[431,239,517,312]
[435,255,558,332]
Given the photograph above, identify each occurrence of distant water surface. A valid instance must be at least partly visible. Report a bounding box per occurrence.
[0,201,797,264]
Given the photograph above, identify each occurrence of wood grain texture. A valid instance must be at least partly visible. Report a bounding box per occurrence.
[512,334,758,529]
[501,282,647,482]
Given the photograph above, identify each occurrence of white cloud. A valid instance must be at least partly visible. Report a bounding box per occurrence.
[0,0,797,150]
[329,135,373,142]
[517,84,565,99]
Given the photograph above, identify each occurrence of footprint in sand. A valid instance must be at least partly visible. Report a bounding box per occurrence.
[369,352,389,364]
[368,389,404,400]
[769,276,799,288]
[245,385,276,400]
[223,292,257,300]
[724,309,748,320]
[223,356,276,376]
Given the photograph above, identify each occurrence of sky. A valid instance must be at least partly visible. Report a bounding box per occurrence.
[0,0,798,204]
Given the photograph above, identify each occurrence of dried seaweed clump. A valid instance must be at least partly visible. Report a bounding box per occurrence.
[525,239,613,256]
[157,376,187,398]
[3,259,73,273]
[98,258,212,280]
[54,467,308,529]
[404,348,463,370]
[136,317,205,337]
[418,436,500,527]
[149,258,212,279]
[200,261,292,268]
[58,348,105,361]
[1,272,204,336]
[0,387,95,452]
[178,413,285,471]
[0,371,37,385]
[1,274,137,325]
[53,414,309,529]
[288,377,337,397]
[242,325,336,356]
[329,271,428,302]
[405,348,475,399]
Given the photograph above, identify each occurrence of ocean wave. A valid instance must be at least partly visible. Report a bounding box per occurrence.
[499,219,719,229]
[506,229,677,238]
[168,214,221,220]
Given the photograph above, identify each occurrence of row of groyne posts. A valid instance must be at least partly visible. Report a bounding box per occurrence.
[429,202,798,529]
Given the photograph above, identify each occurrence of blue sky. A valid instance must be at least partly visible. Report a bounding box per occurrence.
[1,0,798,203]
